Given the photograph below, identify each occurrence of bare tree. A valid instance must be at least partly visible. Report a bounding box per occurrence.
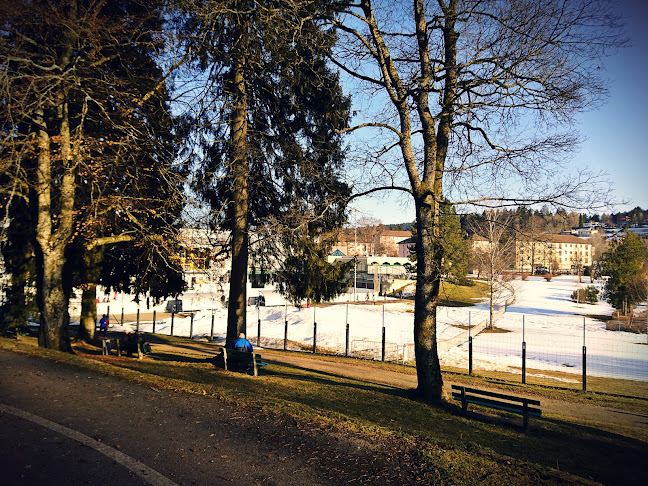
[1,1,185,349]
[331,0,624,401]
[470,210,514,328]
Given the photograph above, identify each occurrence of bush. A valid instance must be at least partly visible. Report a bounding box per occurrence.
[571,286,598,304]
[453,276,475,287]
[543,274,553,281]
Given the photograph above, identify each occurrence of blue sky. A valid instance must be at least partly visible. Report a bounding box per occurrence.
[350,0,648,225]
[572,0,648,215]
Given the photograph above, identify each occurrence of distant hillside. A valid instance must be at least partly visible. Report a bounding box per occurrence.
[385,222,412,232]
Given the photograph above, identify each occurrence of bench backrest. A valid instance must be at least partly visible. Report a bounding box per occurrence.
[451,385,540,406]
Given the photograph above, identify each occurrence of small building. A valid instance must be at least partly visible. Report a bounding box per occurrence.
[397,237,416,258]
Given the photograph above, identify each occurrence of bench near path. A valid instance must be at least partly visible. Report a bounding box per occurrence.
[451,384,542,430]
[146,340,648,441]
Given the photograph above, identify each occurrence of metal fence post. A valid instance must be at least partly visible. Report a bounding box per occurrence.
[522,315,526,384]
[210,313,215,341]
[522,341,527,384]
[313,321,317,354]
[345,323,350,357]
[284,318,288,350]
[469,336,473,375]
[136,308,140,331]
[284,303,288,350]
[583,317,587,391]
[170,311,175,336]
[381,326,386,362]
[152,310,156,334]
[468,312,472,374]
[190,313,194,338]
[256,304,261,347]
[121,308,124,325]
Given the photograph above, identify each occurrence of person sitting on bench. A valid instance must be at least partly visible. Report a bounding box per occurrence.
[233,333,253,352]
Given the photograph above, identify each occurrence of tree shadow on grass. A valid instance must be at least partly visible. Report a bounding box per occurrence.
[440,402,646,486]
[260,360,413,399]
[147,352,211,364]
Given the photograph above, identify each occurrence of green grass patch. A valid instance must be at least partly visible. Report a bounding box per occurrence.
[439,280,490,306]
[1,336,645,485]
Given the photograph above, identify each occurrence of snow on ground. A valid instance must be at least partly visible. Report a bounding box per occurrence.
[96,275,647,382]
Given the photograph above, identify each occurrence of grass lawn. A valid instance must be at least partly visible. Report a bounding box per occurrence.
[439,280,490,306]
[2,335,645,485]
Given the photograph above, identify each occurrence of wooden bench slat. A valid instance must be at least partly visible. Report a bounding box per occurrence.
[451,393,542,417]
[451,385,540,406]
[451,385,542,429]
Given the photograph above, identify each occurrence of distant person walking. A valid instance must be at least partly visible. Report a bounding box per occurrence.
[233,333,253,353]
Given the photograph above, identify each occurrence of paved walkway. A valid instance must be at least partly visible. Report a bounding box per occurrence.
[0,349,427,485]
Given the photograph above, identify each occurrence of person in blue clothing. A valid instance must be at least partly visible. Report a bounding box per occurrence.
[233,333,253,352]
[99,314,109,337]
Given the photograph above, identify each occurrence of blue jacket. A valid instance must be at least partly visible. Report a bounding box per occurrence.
[233,338,253,353]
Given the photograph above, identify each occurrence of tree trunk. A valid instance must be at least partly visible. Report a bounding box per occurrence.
[489,280,494,329]
[37,250,72,351]
[34,86,76,352]
[413,201,444,402]
[225,24,249,348]
[80,284,97,342]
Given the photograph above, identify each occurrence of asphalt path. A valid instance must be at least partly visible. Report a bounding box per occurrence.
[0,348,426,486]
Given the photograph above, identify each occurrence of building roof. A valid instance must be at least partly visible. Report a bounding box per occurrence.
[381,230,411,238]
[519,233,590,244]
[397,237,416,245]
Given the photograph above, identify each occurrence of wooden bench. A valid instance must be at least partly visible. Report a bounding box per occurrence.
[214,348,263,376]
[451,385,542,430]
[100,333,150,360]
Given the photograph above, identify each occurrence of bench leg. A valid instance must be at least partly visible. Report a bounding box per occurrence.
[523,400,529,430]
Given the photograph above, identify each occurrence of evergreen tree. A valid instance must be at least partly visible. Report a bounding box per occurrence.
[277,232,353,305]
[602,232,648,314]
[408,202,471,282]
[182,0,351,347]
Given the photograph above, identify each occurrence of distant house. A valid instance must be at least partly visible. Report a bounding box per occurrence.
[331,228,411,257]
[516,234,591,274]
[471,234,491,253]
[397,237,416,258]
[380,230,411,256]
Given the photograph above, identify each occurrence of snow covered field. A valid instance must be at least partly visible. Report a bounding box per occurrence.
[96,275,647,383]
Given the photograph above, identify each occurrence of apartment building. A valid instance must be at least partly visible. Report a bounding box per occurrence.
[516,234,591,274]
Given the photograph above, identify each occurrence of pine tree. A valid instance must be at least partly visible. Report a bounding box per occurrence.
[182,0,351,347]
[602,232,648,314]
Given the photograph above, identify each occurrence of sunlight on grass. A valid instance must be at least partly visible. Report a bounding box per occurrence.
[1,336,645,485]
